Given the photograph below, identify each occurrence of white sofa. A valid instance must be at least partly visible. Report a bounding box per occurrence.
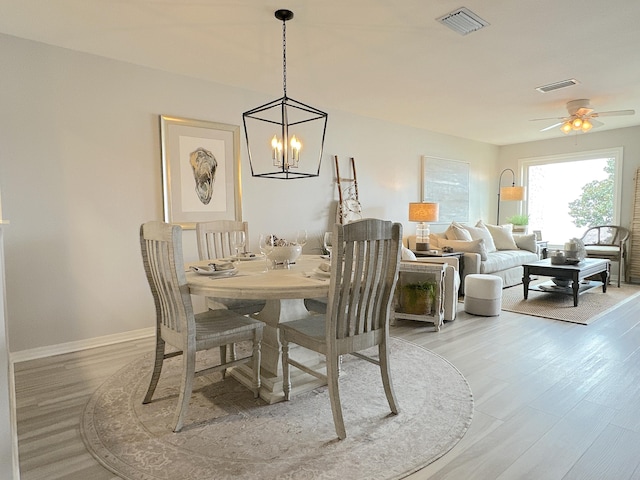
[406,220,540,294]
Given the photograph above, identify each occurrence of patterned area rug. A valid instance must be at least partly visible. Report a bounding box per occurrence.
[81,338,473,480]
[501,280,640,324]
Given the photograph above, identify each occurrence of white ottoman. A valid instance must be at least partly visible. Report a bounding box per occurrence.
[464,274,503,316]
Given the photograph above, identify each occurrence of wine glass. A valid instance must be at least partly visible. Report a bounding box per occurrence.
[231,231,246,259]
[258,234,275,269]
[296,229,308,248]
[323,232,333,259]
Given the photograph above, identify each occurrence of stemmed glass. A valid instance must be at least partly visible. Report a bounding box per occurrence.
[296,229,308,249]
[258,234,275,270]
[323,232,333,259]
[230,231,246,259]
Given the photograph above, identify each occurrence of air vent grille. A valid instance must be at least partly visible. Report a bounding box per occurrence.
[437,7,489,36]
[536,79,580,93]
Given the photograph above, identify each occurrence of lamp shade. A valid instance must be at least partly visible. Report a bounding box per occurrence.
[499,186,525,201]
[408,202,439,222]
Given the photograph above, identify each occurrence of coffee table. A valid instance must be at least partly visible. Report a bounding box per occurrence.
[522,258,610,307]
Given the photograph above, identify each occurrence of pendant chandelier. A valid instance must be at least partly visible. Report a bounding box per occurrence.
[243,9,328,179]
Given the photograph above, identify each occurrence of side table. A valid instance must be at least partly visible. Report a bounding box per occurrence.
[392,262,445,331]
[411,249,465,285]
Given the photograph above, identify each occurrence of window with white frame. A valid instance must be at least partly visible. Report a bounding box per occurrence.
[520,148,623,247]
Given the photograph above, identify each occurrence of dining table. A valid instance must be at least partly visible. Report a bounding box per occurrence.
[186,254,330,403]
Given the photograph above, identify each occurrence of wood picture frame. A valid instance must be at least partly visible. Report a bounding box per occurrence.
[160,115,242,229]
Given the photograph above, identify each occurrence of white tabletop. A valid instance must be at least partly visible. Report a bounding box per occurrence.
[186,254,329,300]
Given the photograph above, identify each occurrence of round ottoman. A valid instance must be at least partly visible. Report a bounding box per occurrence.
[464,274,503,316]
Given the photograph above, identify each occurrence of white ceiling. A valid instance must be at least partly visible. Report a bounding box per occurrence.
[3,0,640,146]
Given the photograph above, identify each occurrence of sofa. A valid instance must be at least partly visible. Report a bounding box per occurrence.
[405,220,540,294]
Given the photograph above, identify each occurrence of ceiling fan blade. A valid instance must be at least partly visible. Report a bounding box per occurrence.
[530,116,566,122]
[589,119,604,128]
[592,109,635,117]
[540,121,564,132]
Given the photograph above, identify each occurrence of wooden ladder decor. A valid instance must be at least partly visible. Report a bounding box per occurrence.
[334,156,361,224]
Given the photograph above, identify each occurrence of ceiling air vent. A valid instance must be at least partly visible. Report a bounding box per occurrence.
[536,79,580,93]
[437,7,489,36]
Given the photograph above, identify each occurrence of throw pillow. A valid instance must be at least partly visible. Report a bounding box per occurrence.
[429,232,446,248]
[445,223,473,241]
[439,238,488,261]
[456,222,496,253]
[514,233,537,253]
[480,221,518,250]
[401,245,417,260]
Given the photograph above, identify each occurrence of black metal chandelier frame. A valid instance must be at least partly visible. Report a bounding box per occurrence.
[242,9,328,180]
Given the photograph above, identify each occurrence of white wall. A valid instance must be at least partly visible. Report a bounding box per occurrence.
[0,34,498,354]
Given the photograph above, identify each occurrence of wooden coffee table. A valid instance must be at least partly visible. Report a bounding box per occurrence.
[522,258,610,307]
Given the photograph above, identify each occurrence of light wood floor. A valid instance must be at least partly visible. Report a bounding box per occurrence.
[14,293,640,480]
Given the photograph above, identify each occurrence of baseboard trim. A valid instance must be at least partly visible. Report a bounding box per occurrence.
[10,327,155,364]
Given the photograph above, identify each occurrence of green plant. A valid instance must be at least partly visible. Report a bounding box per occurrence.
[401,281,436,315]
[507,214,529,225]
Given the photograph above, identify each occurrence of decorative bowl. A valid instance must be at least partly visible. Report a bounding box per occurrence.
[551,277,572,288]
[267,245,302,264]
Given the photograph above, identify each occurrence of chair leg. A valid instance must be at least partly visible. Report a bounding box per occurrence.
[143,337,166,404]
[251,329,262,398]
[379,343,399,415]
[172,349,196,433]
[282,337,291,401]
[327,353,346,440]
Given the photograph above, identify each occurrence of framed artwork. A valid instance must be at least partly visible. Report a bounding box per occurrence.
[160,115,241,229]
[421,156,470,223]
[533,230,543,241]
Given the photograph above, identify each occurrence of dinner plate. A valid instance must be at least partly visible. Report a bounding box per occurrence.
[231,253,264,261]
[190,266,238,277]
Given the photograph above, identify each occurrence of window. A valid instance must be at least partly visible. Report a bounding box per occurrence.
[521,148,623,247]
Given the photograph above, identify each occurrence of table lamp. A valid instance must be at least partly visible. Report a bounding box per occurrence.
[408,202,439,251]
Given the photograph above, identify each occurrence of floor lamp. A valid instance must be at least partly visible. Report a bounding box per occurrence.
[409,202,439,251]
[497,169,525,224]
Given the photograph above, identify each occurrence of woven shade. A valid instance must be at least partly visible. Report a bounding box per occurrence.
[408,202,439,222]
[500,186,526,201]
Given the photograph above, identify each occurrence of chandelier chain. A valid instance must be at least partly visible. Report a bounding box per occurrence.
[282,19,287,97]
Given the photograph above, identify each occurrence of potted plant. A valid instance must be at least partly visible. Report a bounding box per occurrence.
[400,281,437,315]
[507,214,529,233]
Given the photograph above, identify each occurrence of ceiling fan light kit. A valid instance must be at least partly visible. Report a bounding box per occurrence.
[534,99,635,135]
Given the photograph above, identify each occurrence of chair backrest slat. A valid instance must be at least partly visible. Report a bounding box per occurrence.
[141,222,194,339]
[327,219,402,343]
[196,220,249,260]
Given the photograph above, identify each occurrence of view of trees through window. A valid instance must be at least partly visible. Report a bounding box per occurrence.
[526,156,616,246]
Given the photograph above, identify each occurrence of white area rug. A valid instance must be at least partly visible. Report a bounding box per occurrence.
[501,281,640,325]
[81,338,473,480]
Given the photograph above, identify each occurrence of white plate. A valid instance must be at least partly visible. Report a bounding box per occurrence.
[231,253,264,261]
[191,266,238,277]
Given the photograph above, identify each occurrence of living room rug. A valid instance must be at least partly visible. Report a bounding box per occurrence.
[81,338,473,480]
[501,281,640,325]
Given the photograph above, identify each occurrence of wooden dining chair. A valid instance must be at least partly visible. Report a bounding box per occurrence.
[140,221,263,432]
[279,218,402,439]
[581,225,630,287]
[196,220,267,316]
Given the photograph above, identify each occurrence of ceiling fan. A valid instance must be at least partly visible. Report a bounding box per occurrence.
[533,99,635,134]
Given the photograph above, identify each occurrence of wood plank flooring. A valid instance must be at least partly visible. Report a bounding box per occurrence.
[14,294,640,479]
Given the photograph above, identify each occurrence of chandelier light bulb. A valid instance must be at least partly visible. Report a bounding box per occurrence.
[572,117,583,130]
